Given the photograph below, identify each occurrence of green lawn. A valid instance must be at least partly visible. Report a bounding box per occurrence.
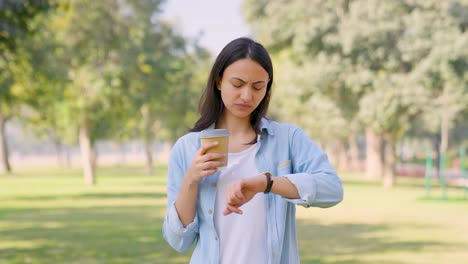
[1,166,467,264]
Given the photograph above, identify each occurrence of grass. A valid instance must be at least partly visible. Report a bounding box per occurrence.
[1,166,468,264]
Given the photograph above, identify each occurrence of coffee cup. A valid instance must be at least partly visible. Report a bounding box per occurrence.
[200,129,229,170]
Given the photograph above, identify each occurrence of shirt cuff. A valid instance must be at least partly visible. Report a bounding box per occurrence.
[283,173,317,207]
[167,202,199,236]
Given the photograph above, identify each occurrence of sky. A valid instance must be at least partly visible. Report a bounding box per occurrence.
[161,0,251,55]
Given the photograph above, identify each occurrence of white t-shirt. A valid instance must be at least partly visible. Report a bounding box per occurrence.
[214,142,267,264]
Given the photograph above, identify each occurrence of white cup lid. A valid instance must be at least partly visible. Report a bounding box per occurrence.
[200,129,229,138]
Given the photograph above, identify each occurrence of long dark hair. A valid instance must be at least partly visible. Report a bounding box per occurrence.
[190,37,274,135]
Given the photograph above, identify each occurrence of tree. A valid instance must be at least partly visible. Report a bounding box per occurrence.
[113,1,209,175]
[17,0,206,182]
[243,0,467,187]
[25,0,136,184]
[0,0,52,173]
[244,0,363,170]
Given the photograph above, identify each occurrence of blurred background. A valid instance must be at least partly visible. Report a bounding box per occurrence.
[1,0,467,263]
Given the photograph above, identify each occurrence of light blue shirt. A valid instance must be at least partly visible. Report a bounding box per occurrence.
[163,118,344,264]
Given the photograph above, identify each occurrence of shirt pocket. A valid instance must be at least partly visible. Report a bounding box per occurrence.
[277,160,292,176]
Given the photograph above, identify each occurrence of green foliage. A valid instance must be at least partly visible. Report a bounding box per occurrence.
[116,4,210,143]
[358,74,425,136]
[7,0,207,149]
[0,0,53,116]
[244,0,468,149]
[0,0,51,52]
[157,46,212,142]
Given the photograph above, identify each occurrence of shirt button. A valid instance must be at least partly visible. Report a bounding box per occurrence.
[215,236,218,240]
[211,182,216,187]
[208,210,213,214]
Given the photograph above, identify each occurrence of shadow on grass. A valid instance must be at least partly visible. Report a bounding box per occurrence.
[342,176,464,190]
[0,206,191,264]
[8,164,169,179]
[7,192,167,202]
[297,219,457,264]
[341,179,382,187]
[1,206,459,264]
[342,178,428,189]
[418,195,468,203]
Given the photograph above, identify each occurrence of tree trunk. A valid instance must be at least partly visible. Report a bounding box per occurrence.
[53,138,63,168]
[383,135,396,188]
[348,134,360,170]
[118,143,126,166]
[0,110,11,174]
[325,144,338,168]
[440,110,449,153]
[65,145,72,168]
[336,140,349,171]
[141,104,153,175]
[79,122,95,185]
[434,133,441,178]
[91,146,97,171]
[366,128,384,180]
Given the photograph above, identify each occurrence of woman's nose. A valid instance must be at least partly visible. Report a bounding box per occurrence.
[240,87,252,101]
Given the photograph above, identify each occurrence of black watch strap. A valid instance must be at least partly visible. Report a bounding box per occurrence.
[263,172,274,194]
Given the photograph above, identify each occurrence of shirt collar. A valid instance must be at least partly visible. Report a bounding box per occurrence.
[206,118,274,135]
[260,118,274,135]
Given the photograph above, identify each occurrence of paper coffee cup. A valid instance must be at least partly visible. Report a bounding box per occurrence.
[200,129,229,170]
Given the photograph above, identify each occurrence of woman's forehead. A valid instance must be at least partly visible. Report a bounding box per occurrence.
[223,58,269,80]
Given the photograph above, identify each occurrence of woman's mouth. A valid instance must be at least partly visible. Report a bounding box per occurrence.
[235,103,252,110]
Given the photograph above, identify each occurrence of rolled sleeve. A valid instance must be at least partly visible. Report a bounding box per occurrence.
[163,202,199,252]
[284,127,344,208]
[162,137,200,253]
[166,201,199,236]
[284,171,343,208]
[283,172,317,207]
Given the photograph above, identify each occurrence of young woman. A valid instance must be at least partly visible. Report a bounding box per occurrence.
[163,37,343,264]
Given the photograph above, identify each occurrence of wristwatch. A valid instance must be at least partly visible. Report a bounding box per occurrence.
[263,172,274,194]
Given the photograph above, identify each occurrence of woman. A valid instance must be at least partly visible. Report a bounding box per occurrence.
[163,37,343,264]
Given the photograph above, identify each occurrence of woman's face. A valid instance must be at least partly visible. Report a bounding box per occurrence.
[217,58,269,120]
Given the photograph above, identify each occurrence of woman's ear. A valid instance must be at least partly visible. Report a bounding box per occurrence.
[216,77,221,90]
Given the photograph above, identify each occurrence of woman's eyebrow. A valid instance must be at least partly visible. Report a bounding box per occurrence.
[231,77,246,83]
[231,77,265,84]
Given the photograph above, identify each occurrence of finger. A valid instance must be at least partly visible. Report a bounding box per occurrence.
[200,152,225,163]
[225,186,240,205]
[234,190,245,202]
[226,191,244,206]
[200,169,217,177]
[226,182,243,203]
[227,196,242,206]
[200,161,225,171]
[224,204,243,215]
[199,141,219,154]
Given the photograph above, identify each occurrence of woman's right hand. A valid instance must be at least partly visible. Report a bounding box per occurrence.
[185,141,226,185]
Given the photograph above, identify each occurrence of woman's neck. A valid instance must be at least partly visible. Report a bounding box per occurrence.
[217,113,257,151]
[216,113,253,137]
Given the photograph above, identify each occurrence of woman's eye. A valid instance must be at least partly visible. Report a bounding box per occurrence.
[232,83,243,88]
[253,85,264,91]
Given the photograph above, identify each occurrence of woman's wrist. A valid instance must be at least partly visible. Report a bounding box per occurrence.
[250,173,269,193]
[184,172,201,187]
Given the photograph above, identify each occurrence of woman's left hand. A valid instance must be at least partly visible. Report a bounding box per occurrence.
[223,174,266,215]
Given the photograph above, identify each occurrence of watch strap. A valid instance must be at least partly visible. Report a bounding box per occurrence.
[263,172,273,194]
